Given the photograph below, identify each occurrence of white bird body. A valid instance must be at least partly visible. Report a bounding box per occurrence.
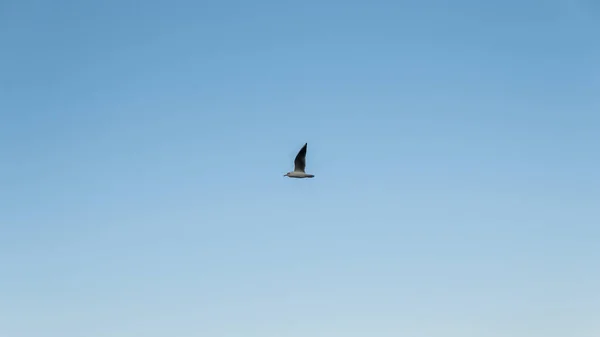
[286,171,314,178]
[284,143,314,179]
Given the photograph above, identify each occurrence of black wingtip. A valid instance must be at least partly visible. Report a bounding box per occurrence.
[296,143,308,158]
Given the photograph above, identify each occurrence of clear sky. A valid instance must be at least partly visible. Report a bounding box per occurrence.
[1,0,599,336]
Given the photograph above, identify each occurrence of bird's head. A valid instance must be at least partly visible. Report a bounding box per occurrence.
[284,172,291,177]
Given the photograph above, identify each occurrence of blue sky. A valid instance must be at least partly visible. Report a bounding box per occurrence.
[1,0,599,336]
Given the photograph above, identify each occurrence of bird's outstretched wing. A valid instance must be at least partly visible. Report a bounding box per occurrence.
[293,143,307,172]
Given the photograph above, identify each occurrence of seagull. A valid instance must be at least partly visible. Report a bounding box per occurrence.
[284,143,315,178]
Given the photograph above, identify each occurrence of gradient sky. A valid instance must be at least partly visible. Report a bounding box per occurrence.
[1,1,599,336]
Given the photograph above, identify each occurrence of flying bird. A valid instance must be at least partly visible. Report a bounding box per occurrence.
[284,143,315,178]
